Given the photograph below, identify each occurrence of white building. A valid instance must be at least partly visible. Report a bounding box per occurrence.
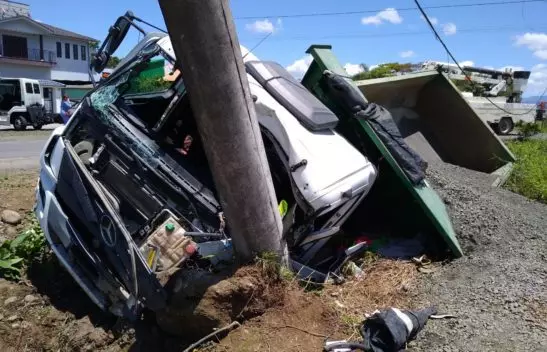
[0,0,97,114]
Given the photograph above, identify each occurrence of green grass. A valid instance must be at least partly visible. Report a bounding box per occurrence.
[505,138,547,204]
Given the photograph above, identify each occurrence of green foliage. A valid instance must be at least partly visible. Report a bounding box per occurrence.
[257,251,283,281]
[352,62,413,81]
[515,121,544,137]
[89,41,100,52]
[126,76,172,95]
[505,139,547,204]
[0,218,46,280]
[452,79,474,92]
[106,56,122,68]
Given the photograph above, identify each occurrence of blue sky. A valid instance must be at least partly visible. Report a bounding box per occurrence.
[23,0,547,95]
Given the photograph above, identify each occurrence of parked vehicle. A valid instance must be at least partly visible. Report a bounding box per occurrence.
[0,78,53,130]
[421,62,537,135]
[35,14,377,317]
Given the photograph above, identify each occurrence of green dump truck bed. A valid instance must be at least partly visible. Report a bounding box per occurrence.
[301,45,463,257]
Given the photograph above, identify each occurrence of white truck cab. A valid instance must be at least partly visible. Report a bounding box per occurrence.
[0,77,50,130]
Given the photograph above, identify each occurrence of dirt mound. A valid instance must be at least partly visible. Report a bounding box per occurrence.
[210,259,419,352]
[217,287,338,352]
[156,266,286,339]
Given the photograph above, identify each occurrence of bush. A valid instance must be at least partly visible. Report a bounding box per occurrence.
[126,76,172,95]
[0,217,46,280]
[516,121,542,137]
[505,139,547,204]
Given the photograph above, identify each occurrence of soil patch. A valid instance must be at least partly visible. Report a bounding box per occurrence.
[0,170,39,241]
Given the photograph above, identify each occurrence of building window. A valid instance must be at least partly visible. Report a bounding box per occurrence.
[33,84,40,94]
[2,35,28,58]
[56,42,62,58]
[25,83,33,94]
[43,88,50,99]
[81,45,86,61]
[65,43,70,59]
[73,44,78,60]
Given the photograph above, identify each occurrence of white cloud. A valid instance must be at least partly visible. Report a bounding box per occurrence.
[420,15,438,25]
[533,50,547,60]
[246,18,282,34]
[286,55,313,77]
[527,63,547,95]
[460,60,474,67]
[344,63,365,76]
[514,32,547,59]
[362,8,403,25]
[442,22,457,36]
[400,50,415,58]
[369,64,380,71]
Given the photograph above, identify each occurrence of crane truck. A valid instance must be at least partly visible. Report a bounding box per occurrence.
[421,61,544,135]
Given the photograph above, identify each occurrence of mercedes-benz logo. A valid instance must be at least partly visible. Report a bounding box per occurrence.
[100,215,117,248]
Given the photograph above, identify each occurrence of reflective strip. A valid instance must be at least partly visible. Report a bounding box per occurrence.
[392,308,414,334]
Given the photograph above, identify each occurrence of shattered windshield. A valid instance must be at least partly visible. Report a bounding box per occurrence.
[90,45,177,109]
[88,44,180,166]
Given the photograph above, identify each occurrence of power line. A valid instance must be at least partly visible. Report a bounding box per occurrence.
[236,0,545,20]
[259,26,547,41]
[414,0,546,115]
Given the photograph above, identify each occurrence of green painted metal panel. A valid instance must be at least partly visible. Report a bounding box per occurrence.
[301,45,463,257]
[64,87,91,101]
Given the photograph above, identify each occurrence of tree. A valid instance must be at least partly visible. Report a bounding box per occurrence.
[89,41,100,52]
[352,62,414,81]
[107,56,121,68]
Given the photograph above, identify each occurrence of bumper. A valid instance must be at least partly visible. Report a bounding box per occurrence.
[35,179,109,310]
[35,129,132,317]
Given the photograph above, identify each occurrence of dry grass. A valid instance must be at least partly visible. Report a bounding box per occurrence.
[323,258,418,334]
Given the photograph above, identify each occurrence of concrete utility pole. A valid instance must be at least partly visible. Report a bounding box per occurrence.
[158,0,286,262]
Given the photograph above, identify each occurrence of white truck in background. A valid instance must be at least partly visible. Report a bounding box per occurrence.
[421,62,543,135]
[0,77,54,131]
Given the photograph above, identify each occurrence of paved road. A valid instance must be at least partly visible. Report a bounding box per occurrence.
[0,123,61,132]
[0,135,49,170]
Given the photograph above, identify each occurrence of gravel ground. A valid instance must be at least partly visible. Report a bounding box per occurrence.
[410,163,547,352]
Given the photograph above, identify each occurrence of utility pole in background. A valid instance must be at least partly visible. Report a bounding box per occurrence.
[158,0,286,262]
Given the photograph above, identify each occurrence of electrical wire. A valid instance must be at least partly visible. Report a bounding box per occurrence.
[132,16,168,34]
[236,0,545,20]
[257,25,547,42]
[414,0,546,116]
[243,31,273,59]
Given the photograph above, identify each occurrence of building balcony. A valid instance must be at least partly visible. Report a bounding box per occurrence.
[0,45,56,67]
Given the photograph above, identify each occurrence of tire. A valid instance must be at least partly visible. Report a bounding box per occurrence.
[33,123,43,130]
[12,115,28,131]
[496,117,514,135]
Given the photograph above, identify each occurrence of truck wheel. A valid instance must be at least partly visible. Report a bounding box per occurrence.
[32,123,43,130]
[12,115,28,131]
[496,117,514,135]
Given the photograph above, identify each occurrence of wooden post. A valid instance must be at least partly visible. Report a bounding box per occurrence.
[158,0,286,262]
